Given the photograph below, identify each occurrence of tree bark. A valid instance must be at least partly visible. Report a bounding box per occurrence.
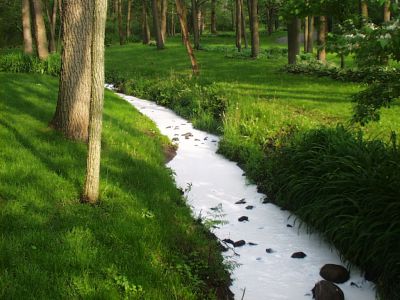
[117,0,125,44]
[235,0,241,52]
[383,0,391,22]
[211,0,217,33]
[175,0,199,75]
[45,0,58,53]
[317,15,327,63]
[126,0,132,40]
[83,0,107,204]
[142,0,151,44]
[250,0,259,58]
[266,7,275,36]
[22,0,34,55]
[191,0,200,49]
[307,16,314,53]
[287,17,300,65]
[161,0,168,42]
[171,7,176,36]
[152,0,165,49]
[31,0,49,60]
[304,16,308,53]
[51,0,93,141]
[240,0,248,48]
[361,0,368,22]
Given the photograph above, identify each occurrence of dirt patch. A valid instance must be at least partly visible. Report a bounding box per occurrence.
[163,143,177,163]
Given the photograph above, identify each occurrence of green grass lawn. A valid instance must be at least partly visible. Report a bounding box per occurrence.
[0,72,230,299]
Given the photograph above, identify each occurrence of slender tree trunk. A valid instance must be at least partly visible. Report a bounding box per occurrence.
[307,16,314,53]
[45,0,58,53]
[161,0,168,42]
[175,0,199,75]
[235,0,241,52]
[361,0,368,22]
[317,15,327,63]
[51,0,93,141]
[31,0,49,60]
[126,0,132,40]
[191,0,200,49]
[22,0,34,55]
[171,7,176,36]
[117,0,125,44]
[250,0,259,58]
[152,0,165,49]
[240,0,248,48]
[211,0,217,33]
[383,1,391,22]
[57,0,62,50]
[287,17,300,65]
[231,5,235,31]
[304,16,308,53]
[83,0,107,204]
[266,7,274,36]
[142,0,151,44]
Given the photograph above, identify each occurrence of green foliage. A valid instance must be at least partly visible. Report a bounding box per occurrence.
[0,52,61,76]
[264,126,400,299]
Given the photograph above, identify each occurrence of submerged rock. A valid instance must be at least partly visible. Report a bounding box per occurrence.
[233,240,246,247]
[245,205,254,210]
[238,216,249,222]
[235,199,247,204]
[312,280,344,300]
[223,239,235,246]
[320,264,350,284]
[291,252,307,259]
[265,248,274,254]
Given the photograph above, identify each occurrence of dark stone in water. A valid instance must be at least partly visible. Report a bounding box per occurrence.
[233,240,246,247]
[312,280,344,300]
[238,216,249,222]
[320,264,350,284]
[212,140,217,143]
[262,198,270,204]
[235,199,246,204]
[245,205,254,210]
[204,137,208,140]
[265,248,274,254]
[287,224,293,228]
[166,126,172,128]
[248,242,258,246]
[350,282,360,288]
[222,239,235,245]
[291,252,307,259]
[172,137,179,142]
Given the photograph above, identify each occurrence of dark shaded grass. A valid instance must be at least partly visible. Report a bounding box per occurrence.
[0,73,230,299]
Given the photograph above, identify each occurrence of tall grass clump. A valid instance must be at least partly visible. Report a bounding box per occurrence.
[263,126,400,299]
[0,52,61,76]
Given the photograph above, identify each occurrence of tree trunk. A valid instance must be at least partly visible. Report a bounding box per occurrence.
[117,0,125,44]
[304,16,308,53]
[31,0,49,60]
[287,17,300,65]
[191,0,200,49]
[175,0,199,75]
[383,1,391,22]
[307,16,314,53]
[152,0,165,49]
[171,7,176,36]
[266,7,274,36]
[317,15,327,63]
[57,0,62,50]
[126,0,132,40]
[250,0,259,58]
[83,0,107,204]
[361,0,368,22]
[45,0,58,53]
[211,0,217,33]
[22,0,34,55]
[161,0,168,42]
[240,0,248,48]
[235,0,241,52]
[142,0,151,44]
[51,0,93,141]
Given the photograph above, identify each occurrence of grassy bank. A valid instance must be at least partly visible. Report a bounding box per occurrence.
[104,34,400,299]
[0,72,231,299]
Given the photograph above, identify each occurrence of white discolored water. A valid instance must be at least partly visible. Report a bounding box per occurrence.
[111,87,376,300]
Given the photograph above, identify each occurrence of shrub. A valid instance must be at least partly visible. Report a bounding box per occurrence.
[0,52,61,76]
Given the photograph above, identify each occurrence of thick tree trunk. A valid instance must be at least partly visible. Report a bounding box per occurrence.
[235,0,241,52]
[211,0,217,33]
[191,0,200,49]
[317,15,327,63]
[22,0,33,55]
[126,0,132,40]
[117,0,125,44]
[361,0,368,22]
[45,0,58,53]
[83,0,107,204]
[240,0,248,48]
[142,0,151,44]
[250,0,259,58]
[307,16,314,53]
[152,0,165,49]
[161,0,168,42]
[175,0,199,75]
[287,17,300,65]
[383,1,391,22]
[31,0,49,60]
[51,0,93,141]
[304,17,308,53]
